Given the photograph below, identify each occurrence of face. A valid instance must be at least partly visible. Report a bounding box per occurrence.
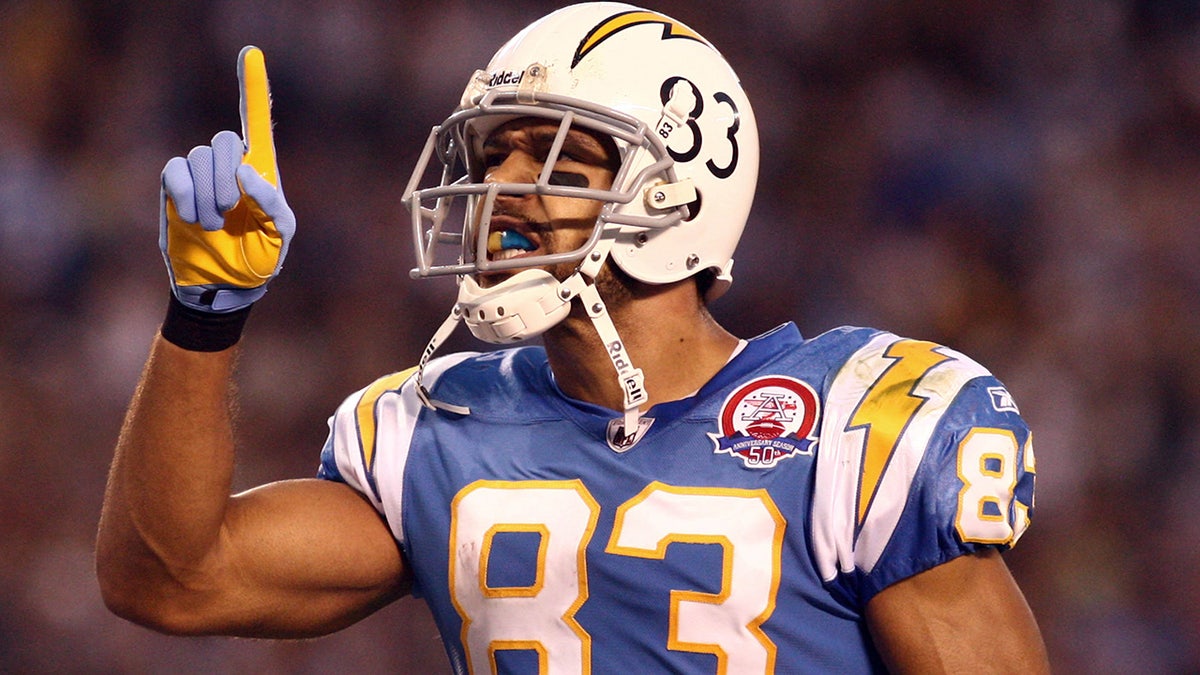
[475,118,618,286]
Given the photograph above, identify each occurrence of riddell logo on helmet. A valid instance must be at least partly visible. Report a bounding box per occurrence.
[487,70,524,87]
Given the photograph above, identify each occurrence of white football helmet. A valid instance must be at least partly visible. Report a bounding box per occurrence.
[404,2,759,439]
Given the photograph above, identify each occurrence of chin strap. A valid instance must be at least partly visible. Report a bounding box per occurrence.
[577,282,647,437]
[413,220,650,440]
[415,305,472,415]
[574,224,648,438]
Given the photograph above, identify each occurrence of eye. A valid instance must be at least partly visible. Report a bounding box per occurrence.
[481,151,508,170]
[556,150,588,164]
[559,134,615,169]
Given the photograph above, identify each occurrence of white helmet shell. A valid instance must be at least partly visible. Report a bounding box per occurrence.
[406,1,759,304]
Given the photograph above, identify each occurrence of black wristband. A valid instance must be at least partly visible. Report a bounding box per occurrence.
[160,294,252,352]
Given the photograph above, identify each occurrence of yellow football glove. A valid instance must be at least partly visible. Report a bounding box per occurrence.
[158,46,295,313]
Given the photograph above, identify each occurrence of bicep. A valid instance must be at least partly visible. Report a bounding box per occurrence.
[208,478,409,638]
[865,549,1049,674]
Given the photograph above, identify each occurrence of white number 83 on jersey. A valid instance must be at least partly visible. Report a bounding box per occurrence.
[449,480,784,674]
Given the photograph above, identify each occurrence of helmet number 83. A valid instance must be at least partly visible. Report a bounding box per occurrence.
[657,77,741,179]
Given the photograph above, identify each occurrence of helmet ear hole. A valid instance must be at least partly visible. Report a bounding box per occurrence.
[683,190,702,222]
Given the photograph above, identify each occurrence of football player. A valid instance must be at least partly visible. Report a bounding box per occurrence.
[97,3,1050,672]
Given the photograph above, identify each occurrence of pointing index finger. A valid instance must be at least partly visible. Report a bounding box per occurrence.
[238,46,277,187]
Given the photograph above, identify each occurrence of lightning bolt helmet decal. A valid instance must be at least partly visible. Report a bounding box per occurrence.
[572,10,709,67]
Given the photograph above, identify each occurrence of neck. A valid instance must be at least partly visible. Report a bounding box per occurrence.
[543,276,740,413]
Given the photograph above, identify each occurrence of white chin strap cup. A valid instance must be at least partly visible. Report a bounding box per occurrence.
[457,269,573,344]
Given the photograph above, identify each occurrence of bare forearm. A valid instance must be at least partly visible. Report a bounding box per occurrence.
[97,334,241,614]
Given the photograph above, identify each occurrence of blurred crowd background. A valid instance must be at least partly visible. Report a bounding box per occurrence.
[2,0,1198,672]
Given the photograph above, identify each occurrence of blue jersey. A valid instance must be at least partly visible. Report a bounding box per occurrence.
[318,323,1035,673]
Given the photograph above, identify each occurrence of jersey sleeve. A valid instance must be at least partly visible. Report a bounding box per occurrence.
[316,353,479,545]
[810,332,1035,607]
[317,367,419,530]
